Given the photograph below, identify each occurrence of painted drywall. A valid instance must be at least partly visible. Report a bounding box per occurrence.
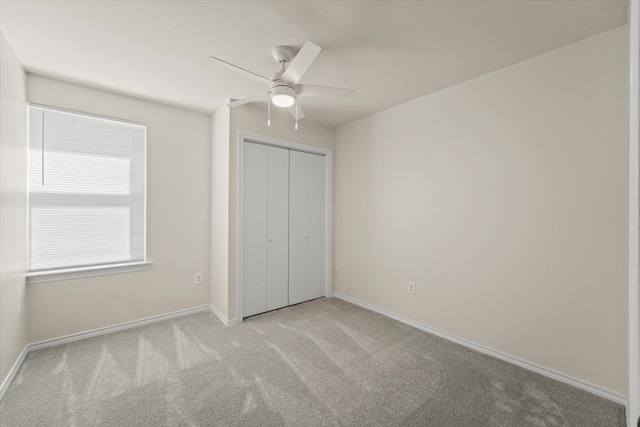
[224,104,335,321]
[334,27,628,395]
[0,33,28,387]
[26,75,212,343]
[628,0,640,423]
[211,105,230,320]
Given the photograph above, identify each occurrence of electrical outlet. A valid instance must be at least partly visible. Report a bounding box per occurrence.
[408,281,415,295]
[194,273,203,285]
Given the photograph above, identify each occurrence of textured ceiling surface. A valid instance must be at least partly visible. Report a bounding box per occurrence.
[0,1,628,127]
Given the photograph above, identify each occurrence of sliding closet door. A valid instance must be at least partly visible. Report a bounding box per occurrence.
[266,147,290,311]
[306,153,326,300]
[242,142,268,317]
[288,151,308,306]
[289,150,325,305]
[242,142,289,317]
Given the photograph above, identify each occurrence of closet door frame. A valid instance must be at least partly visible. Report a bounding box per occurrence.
[237,132,332,322]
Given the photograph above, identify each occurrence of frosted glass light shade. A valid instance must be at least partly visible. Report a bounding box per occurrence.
[271,85,296,107]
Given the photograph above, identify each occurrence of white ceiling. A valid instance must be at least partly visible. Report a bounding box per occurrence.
[0,1,629,128]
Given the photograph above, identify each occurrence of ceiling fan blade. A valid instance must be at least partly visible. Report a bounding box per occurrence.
[288,103,305,120]
[281,41,321,85]
[297,84,356,98]
[228,94,266,108]
[211,55,272,85]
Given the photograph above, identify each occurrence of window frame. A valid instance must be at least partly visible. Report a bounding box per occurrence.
[26,104,150,284]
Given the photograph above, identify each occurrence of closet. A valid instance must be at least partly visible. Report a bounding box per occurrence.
[242,141,326,318]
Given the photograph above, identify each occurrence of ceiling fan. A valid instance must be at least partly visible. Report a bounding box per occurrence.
[211,41,355,128]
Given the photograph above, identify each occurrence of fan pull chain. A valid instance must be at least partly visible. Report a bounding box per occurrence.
[295,101,298,130]
[267,94,271,127]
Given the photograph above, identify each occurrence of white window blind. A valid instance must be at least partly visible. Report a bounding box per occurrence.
[28,105,146,273]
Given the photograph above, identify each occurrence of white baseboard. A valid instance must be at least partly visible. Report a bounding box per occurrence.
[208,304,240,326]
[28,305,212,351]
[0,345,28,400]
[0,304,212,401]
[331,292,627,406]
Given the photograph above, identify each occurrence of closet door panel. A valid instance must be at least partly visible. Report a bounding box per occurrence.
[288,150,308,305]
[242,142,268,317]
[307,154,326,299]
[266,146,290,311]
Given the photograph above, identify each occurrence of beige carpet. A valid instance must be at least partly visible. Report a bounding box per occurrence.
[0,297,626,426]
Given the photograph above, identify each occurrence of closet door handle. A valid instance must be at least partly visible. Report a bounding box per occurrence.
[304,235,308,239]
[268,237,273,242]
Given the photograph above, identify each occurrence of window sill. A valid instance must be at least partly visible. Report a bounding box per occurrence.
[27,261,152,284]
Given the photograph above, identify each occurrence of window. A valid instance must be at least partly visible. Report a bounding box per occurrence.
[27,105,148,282]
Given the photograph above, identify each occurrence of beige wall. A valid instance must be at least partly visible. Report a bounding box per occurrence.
[334,27,628,394]
[26,75,212,343]
[226,104,335,320]
[211,105,230,319]
[0,33,28,386]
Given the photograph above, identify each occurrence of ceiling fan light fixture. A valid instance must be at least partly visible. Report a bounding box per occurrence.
[270,85,296,107]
